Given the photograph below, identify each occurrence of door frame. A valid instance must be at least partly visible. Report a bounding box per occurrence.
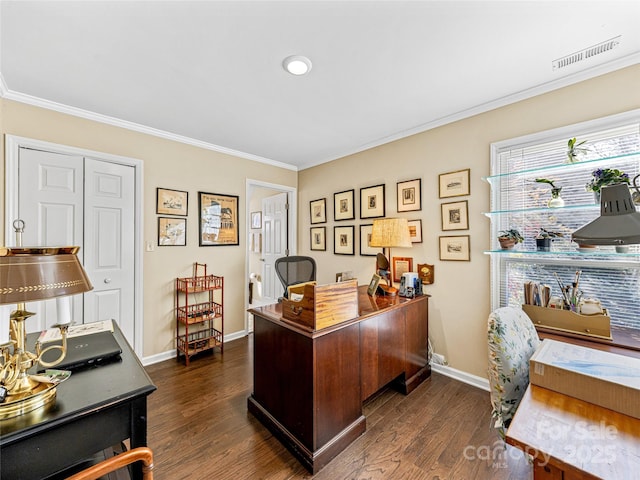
[245,179,297,333]
[4,135,145,357]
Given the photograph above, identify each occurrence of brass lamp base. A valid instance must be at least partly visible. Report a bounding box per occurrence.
[0,380,57,420]
[378,284,398,296]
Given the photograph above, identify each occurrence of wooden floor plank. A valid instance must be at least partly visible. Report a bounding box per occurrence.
[145,335,531,479]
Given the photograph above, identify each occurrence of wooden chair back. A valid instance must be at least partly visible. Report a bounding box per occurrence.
[65,447,154,480]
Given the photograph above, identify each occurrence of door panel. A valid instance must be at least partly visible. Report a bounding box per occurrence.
[84,159,135,342]
[18,148,84,331]
[262,192,288,301]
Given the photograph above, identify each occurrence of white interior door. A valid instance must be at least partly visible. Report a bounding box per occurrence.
[17,148,84,331]
[15,148,136,344]
[261,192,289,301]
[83,159,135,341]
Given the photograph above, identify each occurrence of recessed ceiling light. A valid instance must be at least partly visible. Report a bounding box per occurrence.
[283,55,312,76]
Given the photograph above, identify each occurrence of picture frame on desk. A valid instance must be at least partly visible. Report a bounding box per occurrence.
[367,273,381,296]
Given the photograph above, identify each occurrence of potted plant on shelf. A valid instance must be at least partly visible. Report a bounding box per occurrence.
[585,168,630,202]
[498,229,524,250]
[534,178,564,207]
[566,137,589,163]
[536,228,563,251]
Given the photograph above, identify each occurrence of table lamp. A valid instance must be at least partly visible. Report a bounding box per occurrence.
[369,218,412,295]
[572,183,640,245]
[0,220,93,419]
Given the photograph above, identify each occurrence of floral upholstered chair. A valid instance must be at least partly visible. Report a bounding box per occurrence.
[487,306,541,436]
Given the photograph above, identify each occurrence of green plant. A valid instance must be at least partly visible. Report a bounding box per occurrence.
[498,229,524,243]
[534,178,559,189]
[536,228,563,239]
[566,137,589,162]
[585,168,630,193]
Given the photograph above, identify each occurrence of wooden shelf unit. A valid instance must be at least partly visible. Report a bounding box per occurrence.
[175,263,223,365]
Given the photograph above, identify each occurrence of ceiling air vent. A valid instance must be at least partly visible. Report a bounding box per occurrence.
[552,36,621,70]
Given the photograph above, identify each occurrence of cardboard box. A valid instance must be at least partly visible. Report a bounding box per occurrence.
[282,279,358,331]
[522,304,611,340]
[529,339,640,419]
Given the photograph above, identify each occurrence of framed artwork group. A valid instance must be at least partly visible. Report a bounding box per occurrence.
[438,168,471,261]
[156,188,188,246]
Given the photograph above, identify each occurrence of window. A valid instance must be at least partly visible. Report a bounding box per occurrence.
[488,110,640,330]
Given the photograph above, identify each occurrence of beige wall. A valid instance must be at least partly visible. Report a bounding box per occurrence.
[0,99,297,359]
[298,64,640,379]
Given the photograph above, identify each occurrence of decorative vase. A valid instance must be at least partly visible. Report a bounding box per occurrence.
[498,237,516,250]
[593,191,601,204]
[548,187,565,208]
[536,238,551,252]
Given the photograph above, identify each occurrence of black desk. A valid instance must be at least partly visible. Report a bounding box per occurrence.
[0,323,156,480]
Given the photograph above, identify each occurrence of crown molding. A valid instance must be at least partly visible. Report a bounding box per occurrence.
[0,82,297,172]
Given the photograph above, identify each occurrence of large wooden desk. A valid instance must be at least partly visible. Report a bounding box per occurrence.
[506,384,640,479]
[0,323,156,480]
[247,286,430,473]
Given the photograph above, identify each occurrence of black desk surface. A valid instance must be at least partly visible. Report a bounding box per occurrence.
[0,322,156,479]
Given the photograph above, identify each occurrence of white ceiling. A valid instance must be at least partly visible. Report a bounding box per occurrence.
[1,1,639,171]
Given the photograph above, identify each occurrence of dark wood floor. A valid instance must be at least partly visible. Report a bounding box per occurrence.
[144,335,531,479]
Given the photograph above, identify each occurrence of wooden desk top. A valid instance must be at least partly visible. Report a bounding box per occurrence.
[249,285,429,338]
[506,384,640,479]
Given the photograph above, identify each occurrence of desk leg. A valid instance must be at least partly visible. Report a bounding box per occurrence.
[129,397,149,480]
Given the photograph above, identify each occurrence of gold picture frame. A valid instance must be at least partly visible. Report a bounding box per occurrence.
[156,187,188,216]
[439,235,470,261]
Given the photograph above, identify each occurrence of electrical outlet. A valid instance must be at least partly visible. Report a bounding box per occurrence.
[145,242,154,252]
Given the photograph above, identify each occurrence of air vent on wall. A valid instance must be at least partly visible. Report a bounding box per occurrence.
[552,35,621,70]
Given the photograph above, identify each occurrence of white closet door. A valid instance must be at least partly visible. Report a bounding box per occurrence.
[83,159,136,342]
[18,148,84,332]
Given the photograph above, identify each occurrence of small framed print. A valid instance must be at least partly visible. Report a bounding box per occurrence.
[156,188,188,216]
[407,219,423,243]
[360,184,385,219]
[397,179,421,212]
[310,226,326,251]
[334,190,355,221]
[441,200,469,231]
[359,224,381,256]
[250,232,262,253]
[392,256,413,283]
[251,211,262,229]
[418,263,434,285]
[367,273,382,296]
[439,169,470,198]
[439,235,471,261]
[158,217,186,246]
[310,198,327,224]
[334,225,355,255]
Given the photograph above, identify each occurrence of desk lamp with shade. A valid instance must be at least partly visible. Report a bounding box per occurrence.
[369,218,412,295]
[572,182,640,246]
[0,220,93,419]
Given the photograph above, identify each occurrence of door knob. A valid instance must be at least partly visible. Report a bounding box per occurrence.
[104,278,112,284]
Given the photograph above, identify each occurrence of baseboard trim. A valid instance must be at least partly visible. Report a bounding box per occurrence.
[431,363,489,391]
[142,330,249,366]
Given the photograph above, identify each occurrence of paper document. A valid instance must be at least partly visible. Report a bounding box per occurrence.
[38,319,114,343]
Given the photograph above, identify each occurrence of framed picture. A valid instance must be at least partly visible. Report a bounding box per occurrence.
[334,225,355,255]
[334,190,355,221]
[439,235,471,261]
[310,198,327,224]
[198,191,239,246]
[156,188,188,216]
[360,184,385,219]
[310,226,326,251]
[250,232,262,253]
[367,273,382,296]
[418,263,434,285]
[441,200,469,231]
[397,178,421,212]
[392,257,413,283]
[359,224,381,256]
[251,211,262,229]
[158,217,186,246]
[439,169,470,198]
[407,219,423,243]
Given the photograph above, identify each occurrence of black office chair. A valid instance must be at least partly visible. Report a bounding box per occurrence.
[274,256,317,299]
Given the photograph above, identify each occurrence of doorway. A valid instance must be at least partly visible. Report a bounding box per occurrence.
[245,179,297,333]
[4,135,144,356]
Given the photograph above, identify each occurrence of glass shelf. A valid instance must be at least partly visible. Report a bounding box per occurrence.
[483,151,640,183]
[483,203,598,217]
[484,249,640,259]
